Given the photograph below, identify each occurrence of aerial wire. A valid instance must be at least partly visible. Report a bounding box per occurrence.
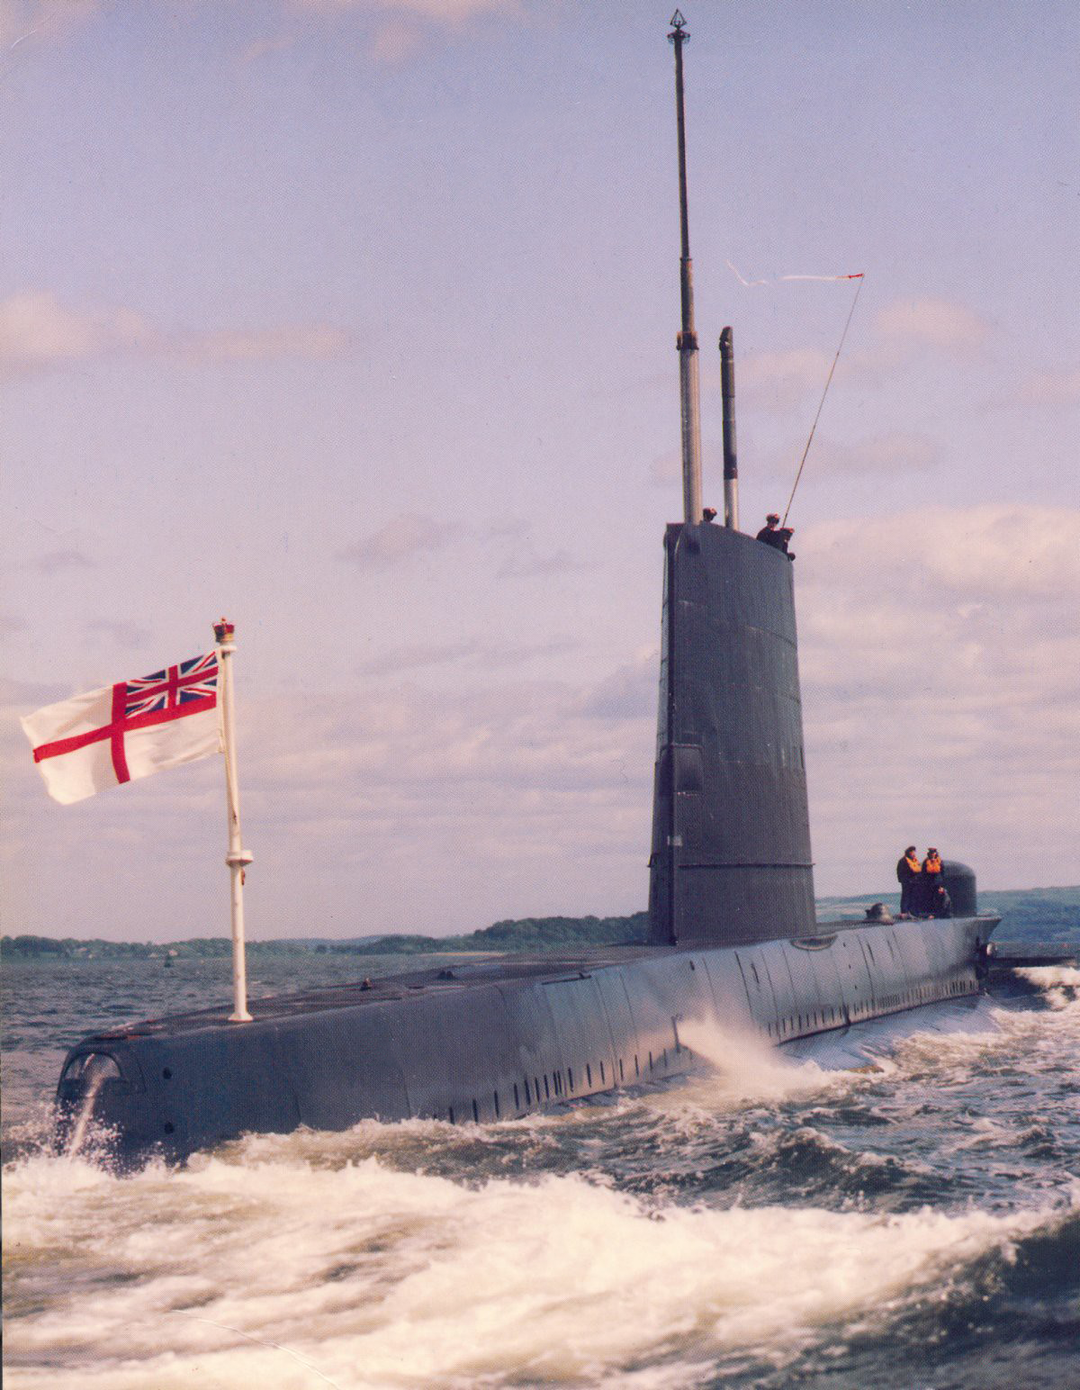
[781,272,865,527]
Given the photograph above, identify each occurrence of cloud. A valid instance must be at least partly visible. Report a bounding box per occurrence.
[0,292,349,377]
[735,347,835,412]
[649,441,724,488]
[649,447,682,488]
[577,650,658,720]
[1015,366,1080,407]
[1,0,101,51]
[176,324,349,362]
[291,0,525,64]
[86,619,152,649]
[761,431,940,482]
[497,547,588,580]
[8,505,1075,939]
[337,512,583,580]
[296,0,520,19]
[804,504,1078,605]
[240,35,298,64]
[699,296,994,420]
[873,297,991,352]
[483,516,530,541]
[796,504,1079,891]
[31,548,96,576]
[360,635,574,676]
[337,513,457,570]
[0,293,151,375]
[367,18,423,62]
[245,671,654,822]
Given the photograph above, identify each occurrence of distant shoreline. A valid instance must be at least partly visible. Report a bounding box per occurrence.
[3,888,1078,960]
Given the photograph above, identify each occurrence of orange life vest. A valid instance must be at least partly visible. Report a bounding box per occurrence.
[904,854,920,875]
[923,854,942,876]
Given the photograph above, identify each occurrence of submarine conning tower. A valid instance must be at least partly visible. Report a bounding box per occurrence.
[649,12,815,949]
[648,520,816,947]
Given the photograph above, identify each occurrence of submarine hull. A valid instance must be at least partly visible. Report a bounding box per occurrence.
[58,913,997,1167]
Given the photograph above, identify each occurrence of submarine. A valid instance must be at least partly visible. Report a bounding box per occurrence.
[56,13,1000,1167]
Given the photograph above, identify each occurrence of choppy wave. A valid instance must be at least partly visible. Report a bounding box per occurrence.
[3,958,1079,1388]
[5,1146,1077,1390]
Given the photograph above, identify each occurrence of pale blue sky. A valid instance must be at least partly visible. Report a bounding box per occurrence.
[3,0,1077,941]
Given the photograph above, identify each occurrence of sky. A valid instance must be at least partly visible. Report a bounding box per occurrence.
[2,0,1077,943]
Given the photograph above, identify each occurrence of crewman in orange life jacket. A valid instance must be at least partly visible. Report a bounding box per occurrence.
[921,848,943,916]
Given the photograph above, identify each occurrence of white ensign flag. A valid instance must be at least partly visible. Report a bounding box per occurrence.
[21,652,222,805]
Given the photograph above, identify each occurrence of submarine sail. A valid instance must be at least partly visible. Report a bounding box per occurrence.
[648,522,815,948]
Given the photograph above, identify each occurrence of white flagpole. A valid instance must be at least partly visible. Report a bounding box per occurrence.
[214,618,252,1023]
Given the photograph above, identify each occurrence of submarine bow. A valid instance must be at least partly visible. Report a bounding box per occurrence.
[649,520,815,948]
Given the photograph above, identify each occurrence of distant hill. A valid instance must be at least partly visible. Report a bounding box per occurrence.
[816,886,1080,944]
[0,914,650,961]
[3,890,1076,960]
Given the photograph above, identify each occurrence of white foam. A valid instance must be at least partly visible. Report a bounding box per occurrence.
[1014,964,1080,1010]
[668,1017,845,1104]
[4,1149,1070,1390]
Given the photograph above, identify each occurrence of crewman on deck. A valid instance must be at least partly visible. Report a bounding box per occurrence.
[896,845,921,917]
[756,513,795,560]
[921,848,943,916]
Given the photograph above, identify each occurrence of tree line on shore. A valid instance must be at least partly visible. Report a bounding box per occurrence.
[3,890,1077,960]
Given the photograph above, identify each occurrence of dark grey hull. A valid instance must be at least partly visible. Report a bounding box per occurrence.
[58,913,997,1167]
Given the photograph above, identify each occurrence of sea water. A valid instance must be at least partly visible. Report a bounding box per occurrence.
[3,955,1078,1389]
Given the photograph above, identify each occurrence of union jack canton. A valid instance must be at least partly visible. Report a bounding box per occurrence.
[125,652,219,717]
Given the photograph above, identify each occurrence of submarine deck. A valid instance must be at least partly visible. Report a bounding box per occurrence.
[83,917,990,1043]
[90,943,677,1039]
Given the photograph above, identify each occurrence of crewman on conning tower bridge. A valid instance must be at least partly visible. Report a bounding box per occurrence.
[756,513,795,560]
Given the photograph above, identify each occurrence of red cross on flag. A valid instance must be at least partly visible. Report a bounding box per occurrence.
[21,652,222,804]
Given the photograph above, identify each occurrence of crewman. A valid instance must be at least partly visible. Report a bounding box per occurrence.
[921,847,943,916]
[756,513,795,560]
[896,845,921,917]
[702,506,718,523]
